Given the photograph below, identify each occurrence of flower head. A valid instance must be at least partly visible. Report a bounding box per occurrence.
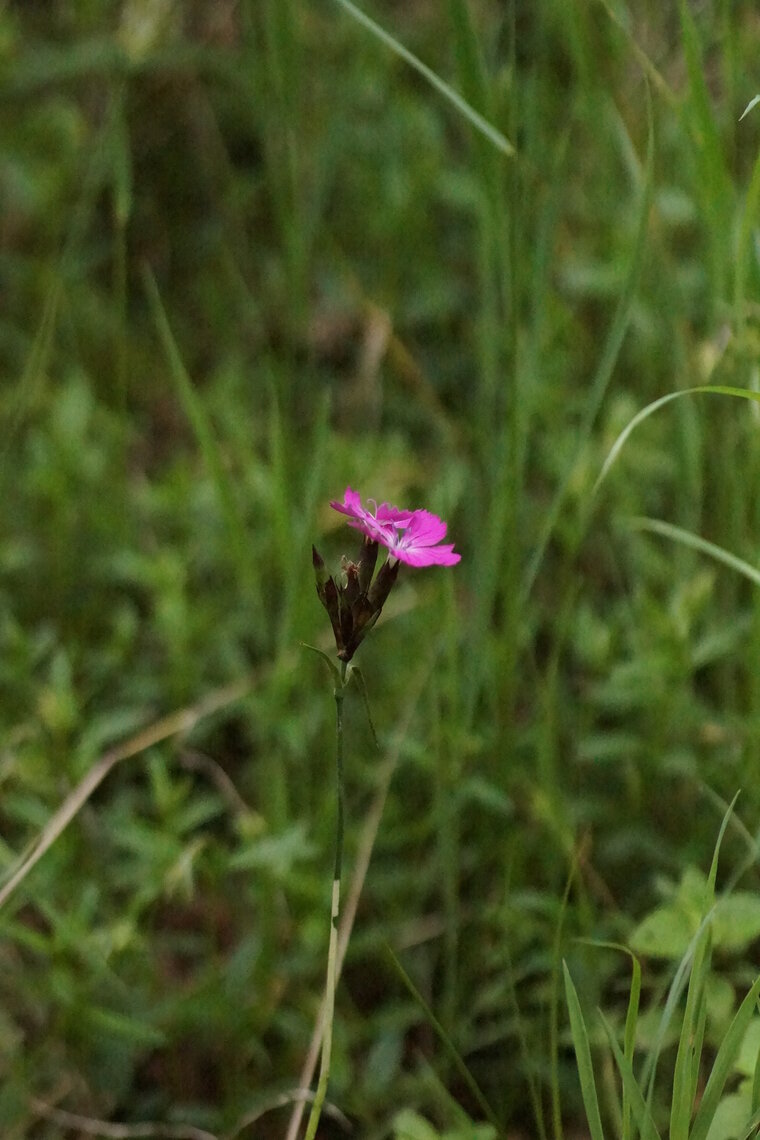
[329,487,460,568]
[330,487,412,544]
[314,488,460,662]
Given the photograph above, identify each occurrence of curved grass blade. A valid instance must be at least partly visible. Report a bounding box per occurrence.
[690,972,760,1140]
[576,940,641,1140]
[300,642,342,687]
[627,517,760,590]
[599,1010,662,1140]
[740,95,760,121]
[332,0,514,156]
[595,385,760,493]
[563,963,605,1140]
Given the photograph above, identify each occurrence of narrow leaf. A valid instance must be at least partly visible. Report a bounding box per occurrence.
[628,518,760,591]
[599,1011,662,1140]
[690,973,760,1140]
[563,963,605,1140]
[300,642,342,687]
[524,85,654,598]
[333,0,514,156]
[596,385,760,493]
[740,95,760,121]
[351,666,381,751]
[385,945,503,1137]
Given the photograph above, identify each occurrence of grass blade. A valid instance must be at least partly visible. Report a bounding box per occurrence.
[333,0,514,156]
[740,95,760,121]
[734,140,760,331]
[671,795,738,1140]
[551,862,581,1140]
[385,944,504,1138]
[599,1010,662,1140]
[579,940,643,1140]
[524,84,654,599]
[595,0,675,103]
[595,385,760,492]
[142,267,259,608]
[689,973,760,1140]
[351,666,381,752]
[676,0,733,306]
[739,1106,760,1140]
[627,517,760,590]
[563,962,605,1140]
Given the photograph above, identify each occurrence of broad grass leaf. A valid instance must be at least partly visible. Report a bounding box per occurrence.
[705,1094,753,1140]
[737,1019,760,1077]
[393,1108,441,1140]
[713,894,760,953]
[629,904,694,959]
[391,1109,496,1140]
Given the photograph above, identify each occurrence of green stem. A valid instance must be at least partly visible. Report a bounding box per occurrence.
[304,660,347,1140]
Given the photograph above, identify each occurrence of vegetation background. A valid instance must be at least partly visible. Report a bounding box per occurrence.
[3,0,760,1136]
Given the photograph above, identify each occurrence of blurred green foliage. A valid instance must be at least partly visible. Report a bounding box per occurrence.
[3,0,760,1136]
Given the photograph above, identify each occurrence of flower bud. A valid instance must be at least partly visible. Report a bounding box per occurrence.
[367,556,400,613]
[357,537,379,594]
[313,545,344,653]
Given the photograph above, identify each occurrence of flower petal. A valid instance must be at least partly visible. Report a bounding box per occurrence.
[391,543,461,568]
[404,510,448,546]
[376,502,414,525]
[330,488,460,569]
[330,486,364,520]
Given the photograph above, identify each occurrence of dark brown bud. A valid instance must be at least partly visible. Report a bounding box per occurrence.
[357,538,379,594]
[367,556,400,614]
[312,545,328,589]
[342,558,361,608]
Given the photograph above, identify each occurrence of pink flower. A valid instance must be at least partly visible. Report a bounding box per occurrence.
[330,487,460,568]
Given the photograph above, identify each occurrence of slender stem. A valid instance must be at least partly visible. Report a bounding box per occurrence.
[304,660,347,1140]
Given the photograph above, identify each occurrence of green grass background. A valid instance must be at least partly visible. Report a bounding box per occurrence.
[3,1,760,1136]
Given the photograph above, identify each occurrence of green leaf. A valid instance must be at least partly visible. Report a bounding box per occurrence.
[563,962,605,1140]
[690,973,760,1140]
[332,0,514,156]
[628,518,760,592]
[385,946,503,1137]
[300,641,342,686]
[705,1094,754,1140]
[85,1006,167,1047]
[351,665,381,750]
[393,1109,441,1140]
[713,894,760,953]
[672,798,737,1140]
[599,1010,662,1140]
[596,386,760,492]
[737,1018,760,1078]
[739,94,760,121]
[629,905,695,960]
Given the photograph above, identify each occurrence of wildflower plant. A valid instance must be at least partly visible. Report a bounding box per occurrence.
[302,488,460,1139]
